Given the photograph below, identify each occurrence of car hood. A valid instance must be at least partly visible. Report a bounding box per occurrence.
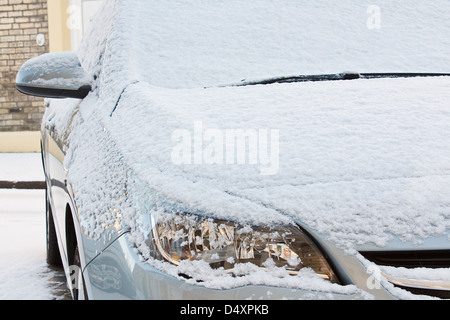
[103,76,450,252]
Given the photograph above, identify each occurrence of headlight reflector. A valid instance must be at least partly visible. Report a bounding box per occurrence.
[150,213,339,284]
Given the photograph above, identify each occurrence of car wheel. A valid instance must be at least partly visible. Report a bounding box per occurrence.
[45,186,62,267]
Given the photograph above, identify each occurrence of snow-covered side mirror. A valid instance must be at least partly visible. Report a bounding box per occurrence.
[16,52,93,99]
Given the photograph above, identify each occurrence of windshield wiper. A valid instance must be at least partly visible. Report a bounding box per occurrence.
[232,72,450,87]
[360,72,450,79]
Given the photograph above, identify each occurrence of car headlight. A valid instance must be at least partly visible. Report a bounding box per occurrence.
[149,213,339,284]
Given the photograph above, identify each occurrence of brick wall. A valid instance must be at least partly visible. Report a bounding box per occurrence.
[0,0,49,132]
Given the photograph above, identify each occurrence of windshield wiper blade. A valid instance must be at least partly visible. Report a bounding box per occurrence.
[360,72,450,79]
[232,72,450,87]
[234,72,360,86]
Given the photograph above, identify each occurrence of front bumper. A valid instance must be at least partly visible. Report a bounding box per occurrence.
[83,233,394,300]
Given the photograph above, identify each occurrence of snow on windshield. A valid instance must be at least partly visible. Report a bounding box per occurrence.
[95,0,450,90]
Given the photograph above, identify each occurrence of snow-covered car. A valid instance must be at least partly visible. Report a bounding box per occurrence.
[16,0,450,300]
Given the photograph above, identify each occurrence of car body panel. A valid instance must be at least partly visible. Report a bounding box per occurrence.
[33,0,450,300]
[42,99,127,268]
[40,76,450,300]
[84,233,394,300]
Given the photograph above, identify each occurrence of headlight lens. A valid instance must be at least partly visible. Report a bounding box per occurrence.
[149,213,339,284]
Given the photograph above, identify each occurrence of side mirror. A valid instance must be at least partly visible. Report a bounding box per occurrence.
[16,52,93,99]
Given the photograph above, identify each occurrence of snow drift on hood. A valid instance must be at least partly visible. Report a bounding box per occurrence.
[106,77,450,250]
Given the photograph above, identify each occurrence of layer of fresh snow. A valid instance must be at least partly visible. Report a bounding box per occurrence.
[61,76,450,295]
[107,76,450,251]
[85,0,450,102]
[138,257,372,299]
[45,0,450,297]
[17,52,93,89]
[0,153,44,182]
[0,154,67,300]
[0,189,61,300]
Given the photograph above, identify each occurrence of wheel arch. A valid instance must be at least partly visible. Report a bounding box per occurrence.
[65,202,85,269]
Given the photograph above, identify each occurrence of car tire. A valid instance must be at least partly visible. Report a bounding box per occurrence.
[45,186,62,267]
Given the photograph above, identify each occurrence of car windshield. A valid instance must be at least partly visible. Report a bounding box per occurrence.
[106,0,450,89]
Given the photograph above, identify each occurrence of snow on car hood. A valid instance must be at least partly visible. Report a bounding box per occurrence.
[105,76,450,251]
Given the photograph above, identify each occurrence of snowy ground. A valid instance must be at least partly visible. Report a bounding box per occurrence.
[0,153,70,300]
